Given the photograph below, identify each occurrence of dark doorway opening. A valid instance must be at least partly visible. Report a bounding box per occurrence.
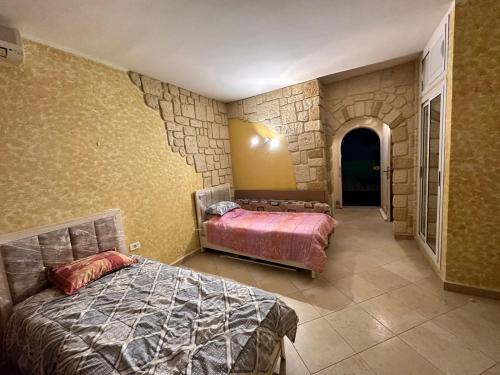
[341,128,381,206]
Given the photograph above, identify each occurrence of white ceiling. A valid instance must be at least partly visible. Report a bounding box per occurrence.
[0,0,452,102]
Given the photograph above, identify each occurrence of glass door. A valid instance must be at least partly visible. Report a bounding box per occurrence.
[419,89,444,263]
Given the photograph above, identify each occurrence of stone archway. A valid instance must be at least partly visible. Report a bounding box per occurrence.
[330,117,386,208]
[322,94,416,239]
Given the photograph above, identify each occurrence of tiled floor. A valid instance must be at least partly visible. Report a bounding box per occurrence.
[181,207,500,375]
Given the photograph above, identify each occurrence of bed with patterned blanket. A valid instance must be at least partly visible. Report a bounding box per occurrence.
[3,256,298,374]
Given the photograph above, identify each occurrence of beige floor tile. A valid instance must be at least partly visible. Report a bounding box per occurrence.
[288,272,332,291]
[256,275,300,296]
[357,266,410,292]
[359,293,427,334]
[214,258,259,286]
[331,275,384,303]
[334,255,381,274]
[382,257,434,282]
[482,365,500,375]
[413,275,472,307]
[360,337,443,375]
[322,261,355,283]
[293,318,355,373]
[433,301,500,361]
[274,337,310,375]
[388,283,459,319]
[316,355,375,375]
[280,292,321,325]
[300,284,354,316]
[325,305,393,352]
[401,321,495,375]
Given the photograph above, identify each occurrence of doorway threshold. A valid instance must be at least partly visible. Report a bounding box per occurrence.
[379,208,389,221]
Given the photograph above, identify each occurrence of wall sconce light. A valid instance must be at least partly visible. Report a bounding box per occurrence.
[250,135,281,150]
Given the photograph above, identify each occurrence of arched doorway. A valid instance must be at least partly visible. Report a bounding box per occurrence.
[341,128,381,206]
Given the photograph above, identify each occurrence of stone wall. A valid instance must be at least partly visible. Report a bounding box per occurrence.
[227,80,327,191]
[322,61,420,237]
[129,72,233,188]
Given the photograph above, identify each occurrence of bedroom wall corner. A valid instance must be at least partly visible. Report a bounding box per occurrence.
[227,80,328,192]
[0,40,203,264]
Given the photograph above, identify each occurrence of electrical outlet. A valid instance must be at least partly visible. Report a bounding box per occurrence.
[129,241,141,251]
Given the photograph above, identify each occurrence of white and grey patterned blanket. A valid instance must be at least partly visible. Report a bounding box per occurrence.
[4,257,298,374]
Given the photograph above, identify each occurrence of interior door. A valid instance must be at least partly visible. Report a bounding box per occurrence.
[380,124,392,220]
[418,88,444,264]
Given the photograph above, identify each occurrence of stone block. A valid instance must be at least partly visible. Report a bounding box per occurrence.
[309,106,320,121]
[144,94,159,110]
[243,97,257,114]
[291,151,301,165]
[393,158,412,169]
[175,116,189,126]
[285,122,304,136]
[392,184,412,195]
[220,155,230,168]
[195,101,207,121]
[295,101,304,112]
[281,103,298,124]
[297,111,309,121]
[384,108,402,125]
[315,132,325,147]
[141,76,163,96]
[304,80,320,98]
[128,71,142,88]
[392,125,408,142]
[159,100,174,121]
[294,165,311,183]
[206,155,215,170]
[393,221,407,234]
[257,99,280,119]
[298,133,315,150]
[308,158,324,167]
[181,104,196,118]
[194,154,207,172]
[304,120,321,132]
[354,101,365,117]
[166,122,182,132]
[197,136,209,148]
[184,136,198,154]
[393,194,407,208]
[393,141,408,156]
[393,169,407,183]
[265,89,282,102]
[190,119,202,128]
[288,142,299,152]
[291,84,304,95]
[393,207,407,221]
[308,149,323,158]
[347,72,381,95]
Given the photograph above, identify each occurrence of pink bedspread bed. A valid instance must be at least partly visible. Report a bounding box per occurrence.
[206,208,337,273]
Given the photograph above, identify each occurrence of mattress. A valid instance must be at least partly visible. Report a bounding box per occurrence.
[3,256,298,374]
[206,209,337,273]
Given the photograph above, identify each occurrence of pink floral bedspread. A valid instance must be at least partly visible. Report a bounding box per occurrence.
[206,208,337,273]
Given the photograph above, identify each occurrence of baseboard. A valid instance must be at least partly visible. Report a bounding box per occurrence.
[171,248,201,266]
[444,281,500,300]
[394,233,414,240]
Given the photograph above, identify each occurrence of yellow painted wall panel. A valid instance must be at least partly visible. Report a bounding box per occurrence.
[444,0,500,290]
[229,119,296,190]
[0,41,202,264]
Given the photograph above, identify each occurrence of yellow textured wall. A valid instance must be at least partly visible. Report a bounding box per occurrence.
[444,0,500,290]
[0,41,202,263]
[229,119,296,190]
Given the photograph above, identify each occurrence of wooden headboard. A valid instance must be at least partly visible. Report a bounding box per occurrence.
[0,209,126,356]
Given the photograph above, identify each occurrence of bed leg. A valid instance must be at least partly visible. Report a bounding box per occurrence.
[280,338,286,360]
[311,271,317,279]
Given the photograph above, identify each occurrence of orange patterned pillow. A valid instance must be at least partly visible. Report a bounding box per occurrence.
[48,250,136,295]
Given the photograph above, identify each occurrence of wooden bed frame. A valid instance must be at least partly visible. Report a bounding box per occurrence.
[195,184,330,278]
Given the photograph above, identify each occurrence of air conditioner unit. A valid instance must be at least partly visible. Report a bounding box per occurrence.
[0,25,24,65]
